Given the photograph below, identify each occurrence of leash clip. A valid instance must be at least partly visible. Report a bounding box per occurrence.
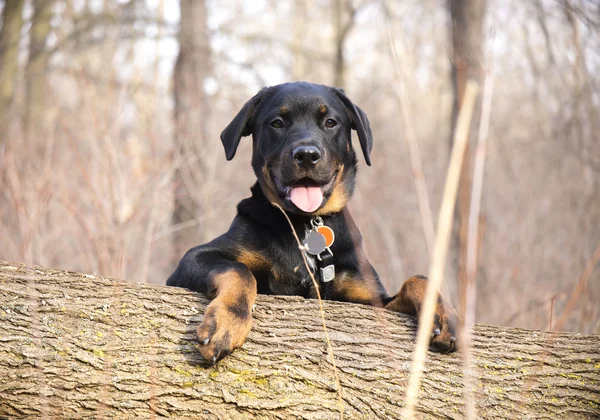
[311,216,324,229]
[316,247,333,262]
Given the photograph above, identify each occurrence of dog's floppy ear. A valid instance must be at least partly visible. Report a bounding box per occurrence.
[220,88,267,160]
[333,89,373,166]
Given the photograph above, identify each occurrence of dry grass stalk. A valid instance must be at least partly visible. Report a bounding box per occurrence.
[272,203,344,419]
[388,32,436,258]
[461,33,496,419]
[403,80,479,418]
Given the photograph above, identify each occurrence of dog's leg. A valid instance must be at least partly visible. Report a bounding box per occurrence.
[168,250,257,363]
[331,271,387,306]
[385,275,457,352]
[332,269,457,352]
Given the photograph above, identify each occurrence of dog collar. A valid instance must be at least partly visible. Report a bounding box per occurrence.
[303,217,335,299]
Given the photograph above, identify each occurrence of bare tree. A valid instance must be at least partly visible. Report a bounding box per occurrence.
[25,0,55,141]
[0,0,25,143]
[172,0,214,262]
[332,0,364,88]
[560,0,599,169]
[291,0,308,80]
[448,0,487,315]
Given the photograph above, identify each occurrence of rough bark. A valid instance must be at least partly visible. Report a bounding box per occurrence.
[0,261,598,419]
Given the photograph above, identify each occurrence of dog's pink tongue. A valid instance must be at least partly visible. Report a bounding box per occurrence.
[290,185,323,213]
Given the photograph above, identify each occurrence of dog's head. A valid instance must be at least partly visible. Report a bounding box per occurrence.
[220,82,373,216]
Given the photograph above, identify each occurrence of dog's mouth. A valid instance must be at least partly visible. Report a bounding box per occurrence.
[273,172,337,213]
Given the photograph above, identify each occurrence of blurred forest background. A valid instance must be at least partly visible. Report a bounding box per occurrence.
[0,0,598,334]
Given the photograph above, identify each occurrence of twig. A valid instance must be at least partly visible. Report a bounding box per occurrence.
[271,203,344,419]
[388,32,435,258]
[403,81,479,418]
[549,296,555,331]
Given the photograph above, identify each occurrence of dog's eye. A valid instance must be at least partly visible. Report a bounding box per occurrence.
[325,118,338,128]
[270,119,284,129]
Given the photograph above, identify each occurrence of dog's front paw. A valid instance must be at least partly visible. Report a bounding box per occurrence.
[197,298,252,364]
[385,276,459,353]
[427,302,457,353]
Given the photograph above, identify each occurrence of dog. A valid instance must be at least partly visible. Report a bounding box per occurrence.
[167,82,457,363]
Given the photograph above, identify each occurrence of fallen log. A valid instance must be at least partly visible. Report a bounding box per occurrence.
[0,261,598,419]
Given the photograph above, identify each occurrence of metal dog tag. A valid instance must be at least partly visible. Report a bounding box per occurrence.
[304,230,327,255]
[316,225,335,248]
[320,264,335,282]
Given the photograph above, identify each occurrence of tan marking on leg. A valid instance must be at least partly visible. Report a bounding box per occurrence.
[333,271,382,306]
[237,249,280,281]
[334,280,373,304]
[197,270,257,362]
[237,249,269,271]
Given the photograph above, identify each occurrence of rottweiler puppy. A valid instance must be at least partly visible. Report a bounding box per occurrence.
[167,82,457,363]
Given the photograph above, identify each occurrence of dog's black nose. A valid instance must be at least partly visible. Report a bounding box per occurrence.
[292,145,321,167]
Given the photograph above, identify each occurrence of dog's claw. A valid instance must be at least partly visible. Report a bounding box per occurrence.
[434,328,441,336]
[450,336,456,342]
[211,356,217,364]
[203,338,210,345]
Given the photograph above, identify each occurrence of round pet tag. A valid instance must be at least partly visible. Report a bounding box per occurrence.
[316,226,335,248]
[304,230,327,255]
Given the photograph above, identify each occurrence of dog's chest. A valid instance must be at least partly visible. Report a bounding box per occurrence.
[271,263,316,297]
[262,230,319,296]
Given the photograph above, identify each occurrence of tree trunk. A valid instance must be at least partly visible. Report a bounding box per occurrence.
[172,0,213,263]
[448,0,487,312]
[332,0,359,89]
[0,0,25,143]
[291,0,308,81]
[25,0,55,144]
[0,261,598,419]
[333,0,346,88]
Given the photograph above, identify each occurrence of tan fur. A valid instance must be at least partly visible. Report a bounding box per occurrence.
[237,249,270,272]
[237,249,280,281]
[333,276,375,305]
[385,275,426,314]
[315,165,347,216]
[197,270,257,361]
[385,275,457,351]
[261,165,285,208]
